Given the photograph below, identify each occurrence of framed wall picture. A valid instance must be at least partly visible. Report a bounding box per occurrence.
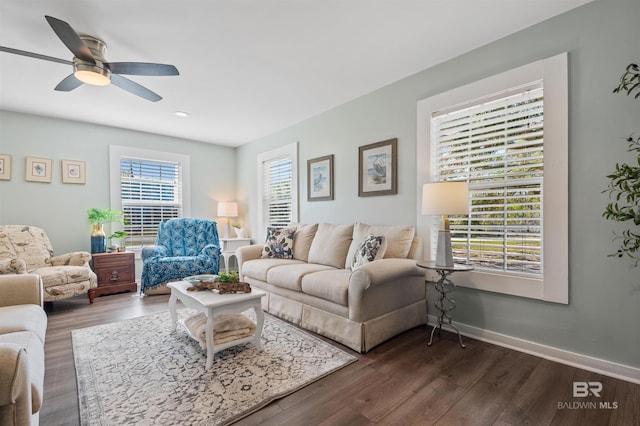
[358,138,397,196]
[62,159,86,184]
[308,154,334,201]
[0,154,11,180]
[25,157,52,183]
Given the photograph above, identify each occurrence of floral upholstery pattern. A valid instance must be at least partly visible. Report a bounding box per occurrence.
[141,218,220,292]
[351,234,387,270]
[261,227,295,259]
[0,225,97,302]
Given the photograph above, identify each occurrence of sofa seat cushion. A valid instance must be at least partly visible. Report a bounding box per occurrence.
[267,263,336,292]
[301,269,351,306]
[34,265,96,288]
[0,305,47,343]
[242,258,305,282]
[0,331,45,413]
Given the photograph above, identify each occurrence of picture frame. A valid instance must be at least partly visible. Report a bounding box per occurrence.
[25,157,52,183]
[62,159,86,184]
[0,154,11,181]
[307,154,334,201]
[358,138,397,196]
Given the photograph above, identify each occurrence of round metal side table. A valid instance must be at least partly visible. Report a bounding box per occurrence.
[417,260,473,348]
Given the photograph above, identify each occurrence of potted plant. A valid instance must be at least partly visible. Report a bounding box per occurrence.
[108,230,128,252]
[87,208,126,254]
[603,63,640,265]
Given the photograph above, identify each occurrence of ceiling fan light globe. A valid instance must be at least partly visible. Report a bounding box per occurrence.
[74,69,110,86]
[73,59,111,86]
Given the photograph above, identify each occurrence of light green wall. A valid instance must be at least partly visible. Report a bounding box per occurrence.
[0,110,236,254]
[237,0,640,368]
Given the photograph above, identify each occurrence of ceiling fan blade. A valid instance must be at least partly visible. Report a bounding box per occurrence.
[0,46,73,65]
[106,62,179,76]
[54,74,83,92]
[111,74,162,102]
[45,15,95,64]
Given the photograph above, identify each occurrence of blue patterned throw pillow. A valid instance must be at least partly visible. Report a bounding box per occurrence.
[261,227,295,259]
[351,234,387,270]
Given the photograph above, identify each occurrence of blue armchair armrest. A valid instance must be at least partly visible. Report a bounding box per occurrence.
[200,244,221,259]
[142,245,168,261]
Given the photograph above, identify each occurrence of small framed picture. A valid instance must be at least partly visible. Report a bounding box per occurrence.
[308,154,334,201]
[25,157,52,183]
[62,159,86,184]
[0,154,11,181]
[358,138,397,196]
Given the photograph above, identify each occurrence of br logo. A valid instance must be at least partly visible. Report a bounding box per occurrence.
[573,382,602,397]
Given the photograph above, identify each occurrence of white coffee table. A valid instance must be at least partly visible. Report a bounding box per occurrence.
[168,280,266,369]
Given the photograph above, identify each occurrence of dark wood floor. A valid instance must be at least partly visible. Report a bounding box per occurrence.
[41,292,639,426]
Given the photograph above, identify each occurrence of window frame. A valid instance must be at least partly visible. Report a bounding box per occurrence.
[109,145,191,248]
[416,53,568,304]
[257,142,298,242]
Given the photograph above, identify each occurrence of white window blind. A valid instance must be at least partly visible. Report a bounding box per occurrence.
[262,156,294,228]
[257,143,298,240]
[432,83,544,276]
[120,157,183,247]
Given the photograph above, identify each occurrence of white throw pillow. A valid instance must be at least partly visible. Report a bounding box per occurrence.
[351,234,387,270]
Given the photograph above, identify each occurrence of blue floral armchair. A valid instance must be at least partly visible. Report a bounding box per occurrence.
[141,218,220,293]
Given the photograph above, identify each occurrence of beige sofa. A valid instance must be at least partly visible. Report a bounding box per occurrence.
[0,274,47,426]
[237,222,427,353]
[0,225,97,303]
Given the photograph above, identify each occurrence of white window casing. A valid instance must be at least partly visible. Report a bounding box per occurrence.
[416,52,568,304]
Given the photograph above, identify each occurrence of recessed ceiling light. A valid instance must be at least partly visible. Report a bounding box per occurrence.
[174,111,189,117]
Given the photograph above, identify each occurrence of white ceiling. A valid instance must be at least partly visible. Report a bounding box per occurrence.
[0,1,592,147]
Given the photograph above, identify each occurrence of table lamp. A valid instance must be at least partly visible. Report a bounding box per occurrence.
[422,181,469,267]
[217,201,238,238]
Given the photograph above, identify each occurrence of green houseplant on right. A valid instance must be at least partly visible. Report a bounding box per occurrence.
[603,63,640,265]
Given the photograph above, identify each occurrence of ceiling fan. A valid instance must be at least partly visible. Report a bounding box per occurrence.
[0,15,179,102]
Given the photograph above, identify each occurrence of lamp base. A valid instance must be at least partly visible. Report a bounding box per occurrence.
[436,230,454,267]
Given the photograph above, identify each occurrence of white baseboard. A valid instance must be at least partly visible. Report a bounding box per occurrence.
[427,315,640,385]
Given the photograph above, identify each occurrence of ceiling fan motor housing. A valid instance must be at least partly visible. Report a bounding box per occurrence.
[73,34,110,85]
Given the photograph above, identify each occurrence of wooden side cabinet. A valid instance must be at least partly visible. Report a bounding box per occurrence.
[89,251,137,302]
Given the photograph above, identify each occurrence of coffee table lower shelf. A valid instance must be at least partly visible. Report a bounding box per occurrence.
[168,280,266,369]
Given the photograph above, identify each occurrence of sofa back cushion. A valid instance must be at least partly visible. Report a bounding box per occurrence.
[290,223,318,262]
[307,223,353,268]
[346,223,415,268]
[0,225,53,271]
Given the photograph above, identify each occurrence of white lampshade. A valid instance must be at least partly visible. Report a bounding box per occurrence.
[422,181,469,216]
[217,201,238,217]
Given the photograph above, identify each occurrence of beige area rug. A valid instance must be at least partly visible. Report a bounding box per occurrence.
[72,309,357,425]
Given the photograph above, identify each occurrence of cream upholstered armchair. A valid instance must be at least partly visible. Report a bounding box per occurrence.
[0,225,97,303]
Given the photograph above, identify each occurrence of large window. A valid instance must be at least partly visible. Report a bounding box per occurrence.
[110,146,190,248]
[417,53,568,303]
[257,143,298,241]
[433,83,544,275]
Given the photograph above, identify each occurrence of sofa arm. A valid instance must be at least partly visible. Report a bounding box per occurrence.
[50,251,91,267]
[350,258,424,291]
[0,258,27,274]
[0,343,32,423]
[0,274,44,308]
[142,245,168,261]
[236,245,263,279]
